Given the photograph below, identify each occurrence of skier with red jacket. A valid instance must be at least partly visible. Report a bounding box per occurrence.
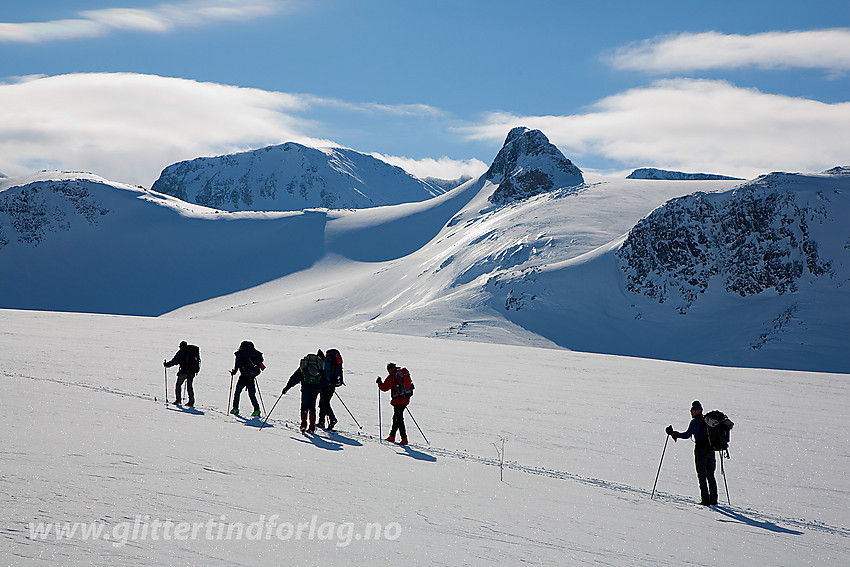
[377,362,413,446]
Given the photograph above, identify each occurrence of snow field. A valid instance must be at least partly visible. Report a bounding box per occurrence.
[2,309,847,566]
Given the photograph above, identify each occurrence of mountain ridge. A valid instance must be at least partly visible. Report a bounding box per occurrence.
[627,167,743,181]
[151,142,445,212]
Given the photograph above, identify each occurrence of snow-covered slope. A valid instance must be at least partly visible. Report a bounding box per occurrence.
[0,172,327,314]
[151,142,445,212]
[627,168,743,181]
[2,308,847,566]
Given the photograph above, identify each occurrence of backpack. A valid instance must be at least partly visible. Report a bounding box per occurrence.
[300,353,324,386]
[391,367,414,399]
[237,345,263,378]
[184,344,201,374]
[704,410,734,453]
[324,349,344,387]
[241,355,262,378]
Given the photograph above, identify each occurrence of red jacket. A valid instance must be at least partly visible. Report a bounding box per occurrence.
[378,370,410,406]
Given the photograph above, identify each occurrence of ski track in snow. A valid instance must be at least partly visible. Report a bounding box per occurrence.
[5,370,846,541]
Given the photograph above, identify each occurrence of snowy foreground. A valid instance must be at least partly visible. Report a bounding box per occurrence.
[2,309,847,566]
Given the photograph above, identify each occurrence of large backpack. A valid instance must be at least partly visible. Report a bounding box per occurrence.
[184,344,201,374]
[391,367,414,399]
[237,344,263,378]
[300,353,324,386]
[704,410,734,454]
[324,349,344,387]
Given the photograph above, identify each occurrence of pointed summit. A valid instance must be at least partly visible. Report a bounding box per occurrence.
[486,127,583,204]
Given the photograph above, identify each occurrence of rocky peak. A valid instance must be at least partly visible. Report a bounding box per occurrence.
[486,127,583,205]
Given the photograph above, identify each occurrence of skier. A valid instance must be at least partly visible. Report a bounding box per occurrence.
[666,400,718,506]
[282,350,325,432]
[163,341,200,406]
[318,348,343,430]
[377,362,411,446]
[230,341,264,417]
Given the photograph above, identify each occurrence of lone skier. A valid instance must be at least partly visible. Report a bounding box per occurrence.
[377,362,411,446]
[282,350,325,432]
[163,341,200,406]
[666,400,718,506]
[230,341,264,417]
[318,348,343,430]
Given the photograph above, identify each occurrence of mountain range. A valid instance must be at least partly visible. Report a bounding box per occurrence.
[1,128,847,373]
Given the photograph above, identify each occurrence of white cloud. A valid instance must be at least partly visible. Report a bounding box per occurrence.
[0,0,286,43]
[0,73,333,185]
[372,153,487,181]
[0,73,467,187]
[609,29,850,73]
[296,95,445,119]
[460,79,850,178]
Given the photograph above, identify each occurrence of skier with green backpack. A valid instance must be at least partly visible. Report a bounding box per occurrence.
[282,349,326,432]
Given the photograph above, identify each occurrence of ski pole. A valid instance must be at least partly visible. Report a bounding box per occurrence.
[254,378,266,416]
[651,435,670,499]
[334,391,362,429]
[259,391,285,431]
[163,364,168,404]
[378,386,382,441]
[405,406,429,445]
[720,451,730,505]
[228,372,234,413]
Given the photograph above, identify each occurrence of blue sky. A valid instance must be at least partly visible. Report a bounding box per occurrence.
[1,0,849,186]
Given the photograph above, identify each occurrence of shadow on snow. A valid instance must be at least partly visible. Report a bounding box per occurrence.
[713,506,804,535]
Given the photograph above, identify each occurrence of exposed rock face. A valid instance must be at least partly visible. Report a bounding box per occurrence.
[822,165,850,175]
[486,127,583,205]
[0,177,110,248]
[617,173,835,313]
[627,168,743,181]
[151,142,444,212]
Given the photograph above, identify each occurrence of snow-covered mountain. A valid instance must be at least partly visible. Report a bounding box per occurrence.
[421,175,473,192]
[2,129,848,373]
[484,170,849,371]
[619,172,836,311]
[150,142,445,211]
[627,168,743,181]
